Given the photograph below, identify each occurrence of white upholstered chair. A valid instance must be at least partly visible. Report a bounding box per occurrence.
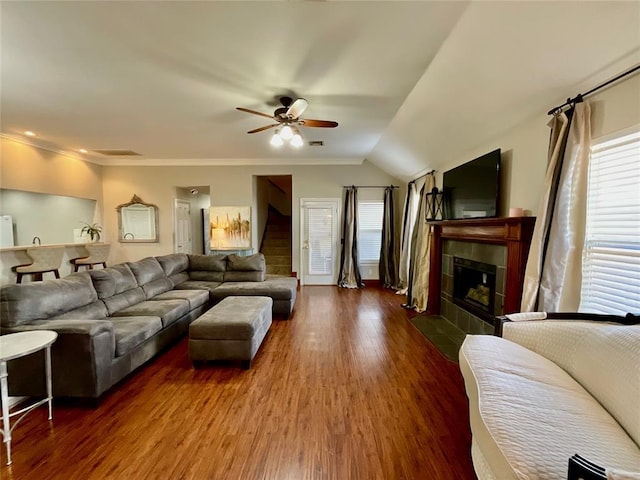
[71,243,110,272]
[15,247,64,283]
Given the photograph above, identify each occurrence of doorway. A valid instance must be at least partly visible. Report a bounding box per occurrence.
[174,199,192,254]
[300,198,340,285]
[255,175,293,275]
[174,186,210,254]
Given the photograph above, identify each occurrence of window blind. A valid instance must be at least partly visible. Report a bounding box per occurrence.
[358,202,384,263]
[307,206,334,275]
[580,130,640,315]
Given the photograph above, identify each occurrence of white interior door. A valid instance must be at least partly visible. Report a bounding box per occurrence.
[300,198,339,285]
[175,200,192,254]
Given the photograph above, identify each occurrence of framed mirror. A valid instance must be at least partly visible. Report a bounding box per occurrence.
[117,195,159,243]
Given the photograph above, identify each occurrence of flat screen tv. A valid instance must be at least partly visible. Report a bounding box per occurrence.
[442,148,501,220]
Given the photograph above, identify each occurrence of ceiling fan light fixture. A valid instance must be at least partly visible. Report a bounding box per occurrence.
[236,97,337,149]
[280,125,294,140]
[290,133,304,148]
[270,131,284,147]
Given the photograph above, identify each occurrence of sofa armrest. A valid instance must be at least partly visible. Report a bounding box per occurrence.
[4,319,116,398]
[4,319,114,337]
[494,312,639,337]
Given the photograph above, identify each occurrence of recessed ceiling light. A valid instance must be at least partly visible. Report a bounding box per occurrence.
[24,131,36,137]
[79,149,88,154]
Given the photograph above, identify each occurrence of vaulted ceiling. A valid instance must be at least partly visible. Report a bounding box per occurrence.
[2,1,639,180]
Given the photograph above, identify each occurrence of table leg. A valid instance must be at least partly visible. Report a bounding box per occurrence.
[45,346,53,420]
[0,361,12,465]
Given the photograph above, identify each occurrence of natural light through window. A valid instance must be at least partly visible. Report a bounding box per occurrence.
[358,202,384,263]
[580,129,640,315]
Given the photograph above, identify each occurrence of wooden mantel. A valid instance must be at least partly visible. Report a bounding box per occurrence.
[427,216,536,316]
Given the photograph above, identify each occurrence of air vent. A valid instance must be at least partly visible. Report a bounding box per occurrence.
[93,149,142,156]
[308,141,324,147]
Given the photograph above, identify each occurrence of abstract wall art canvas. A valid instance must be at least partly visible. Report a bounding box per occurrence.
[209,206,251,249]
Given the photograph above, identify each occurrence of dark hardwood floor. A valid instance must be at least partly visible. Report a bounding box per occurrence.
[2,286,476,479]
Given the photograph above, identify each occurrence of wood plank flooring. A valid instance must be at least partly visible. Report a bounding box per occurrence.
[1,286,476,480]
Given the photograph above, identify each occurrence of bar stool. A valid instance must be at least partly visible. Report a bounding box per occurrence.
[15,247,65,283]
[71,243,110,272]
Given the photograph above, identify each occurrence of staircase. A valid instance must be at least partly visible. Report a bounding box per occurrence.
[261,208,292,276]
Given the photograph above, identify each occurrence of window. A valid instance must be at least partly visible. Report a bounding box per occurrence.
[580,130,640,315]
[358,202,384,263]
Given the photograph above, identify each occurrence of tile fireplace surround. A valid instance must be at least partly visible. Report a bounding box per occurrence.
[427,217,536,334]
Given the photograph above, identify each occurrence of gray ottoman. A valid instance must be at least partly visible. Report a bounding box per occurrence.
[189,296,272,369]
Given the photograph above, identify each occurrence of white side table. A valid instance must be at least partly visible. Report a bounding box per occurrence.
[0,330,57,465]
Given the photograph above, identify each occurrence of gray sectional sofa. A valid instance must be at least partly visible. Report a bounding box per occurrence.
[0,253,296,399]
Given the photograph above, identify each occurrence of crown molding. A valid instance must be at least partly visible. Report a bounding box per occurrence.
[0,134,104,165]
[0,133,364,167]
[95,157,365,167]
[0,134,364,167]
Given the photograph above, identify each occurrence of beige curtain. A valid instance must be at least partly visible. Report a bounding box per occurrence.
[521,102,591,311]
[406,174,435,312]
[396,182,420,294]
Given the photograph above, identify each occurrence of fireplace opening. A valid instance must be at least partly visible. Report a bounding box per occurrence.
[453,257,496,323]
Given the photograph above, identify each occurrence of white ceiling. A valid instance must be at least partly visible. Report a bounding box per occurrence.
[2,1,639,180]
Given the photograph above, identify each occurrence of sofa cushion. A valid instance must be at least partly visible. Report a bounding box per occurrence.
[168,272,190,287]
[189,270,225,282]
[50,300,108,320]
[459,335,640,479]
[128,257,165,286]
[150,289,209,310]
[102,287,146,316]
[140,278,174,299]
[156,253,189,276]
[188,254,226,282]
[112,299,190,327]
[223,254,265,282]
[109,316,163,357]
[222,271,265,282]
[89,264,137,298]
[211,277,296,301]
[1,272,98,327]
[227,253,265,271]
[503,321,640,447]
[173,280,222,292]
[189,254,227,271]
[89,263,147,315]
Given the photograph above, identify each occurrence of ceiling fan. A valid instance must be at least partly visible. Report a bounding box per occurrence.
[236,96,338,147]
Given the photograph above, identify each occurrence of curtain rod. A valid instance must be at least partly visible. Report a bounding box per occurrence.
[343,185,399,189]
[408,170,435,184]
[547,64,640,115]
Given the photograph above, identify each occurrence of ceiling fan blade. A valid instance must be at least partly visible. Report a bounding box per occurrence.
[236,107,275,120]
[286,98,309,119]
[299,119,338,128]
[247,124,279,134]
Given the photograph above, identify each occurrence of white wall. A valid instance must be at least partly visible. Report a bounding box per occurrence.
[101,161,402,274]
[433,73,640,215]
[0,138,104,227]
[0,189,97,246]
